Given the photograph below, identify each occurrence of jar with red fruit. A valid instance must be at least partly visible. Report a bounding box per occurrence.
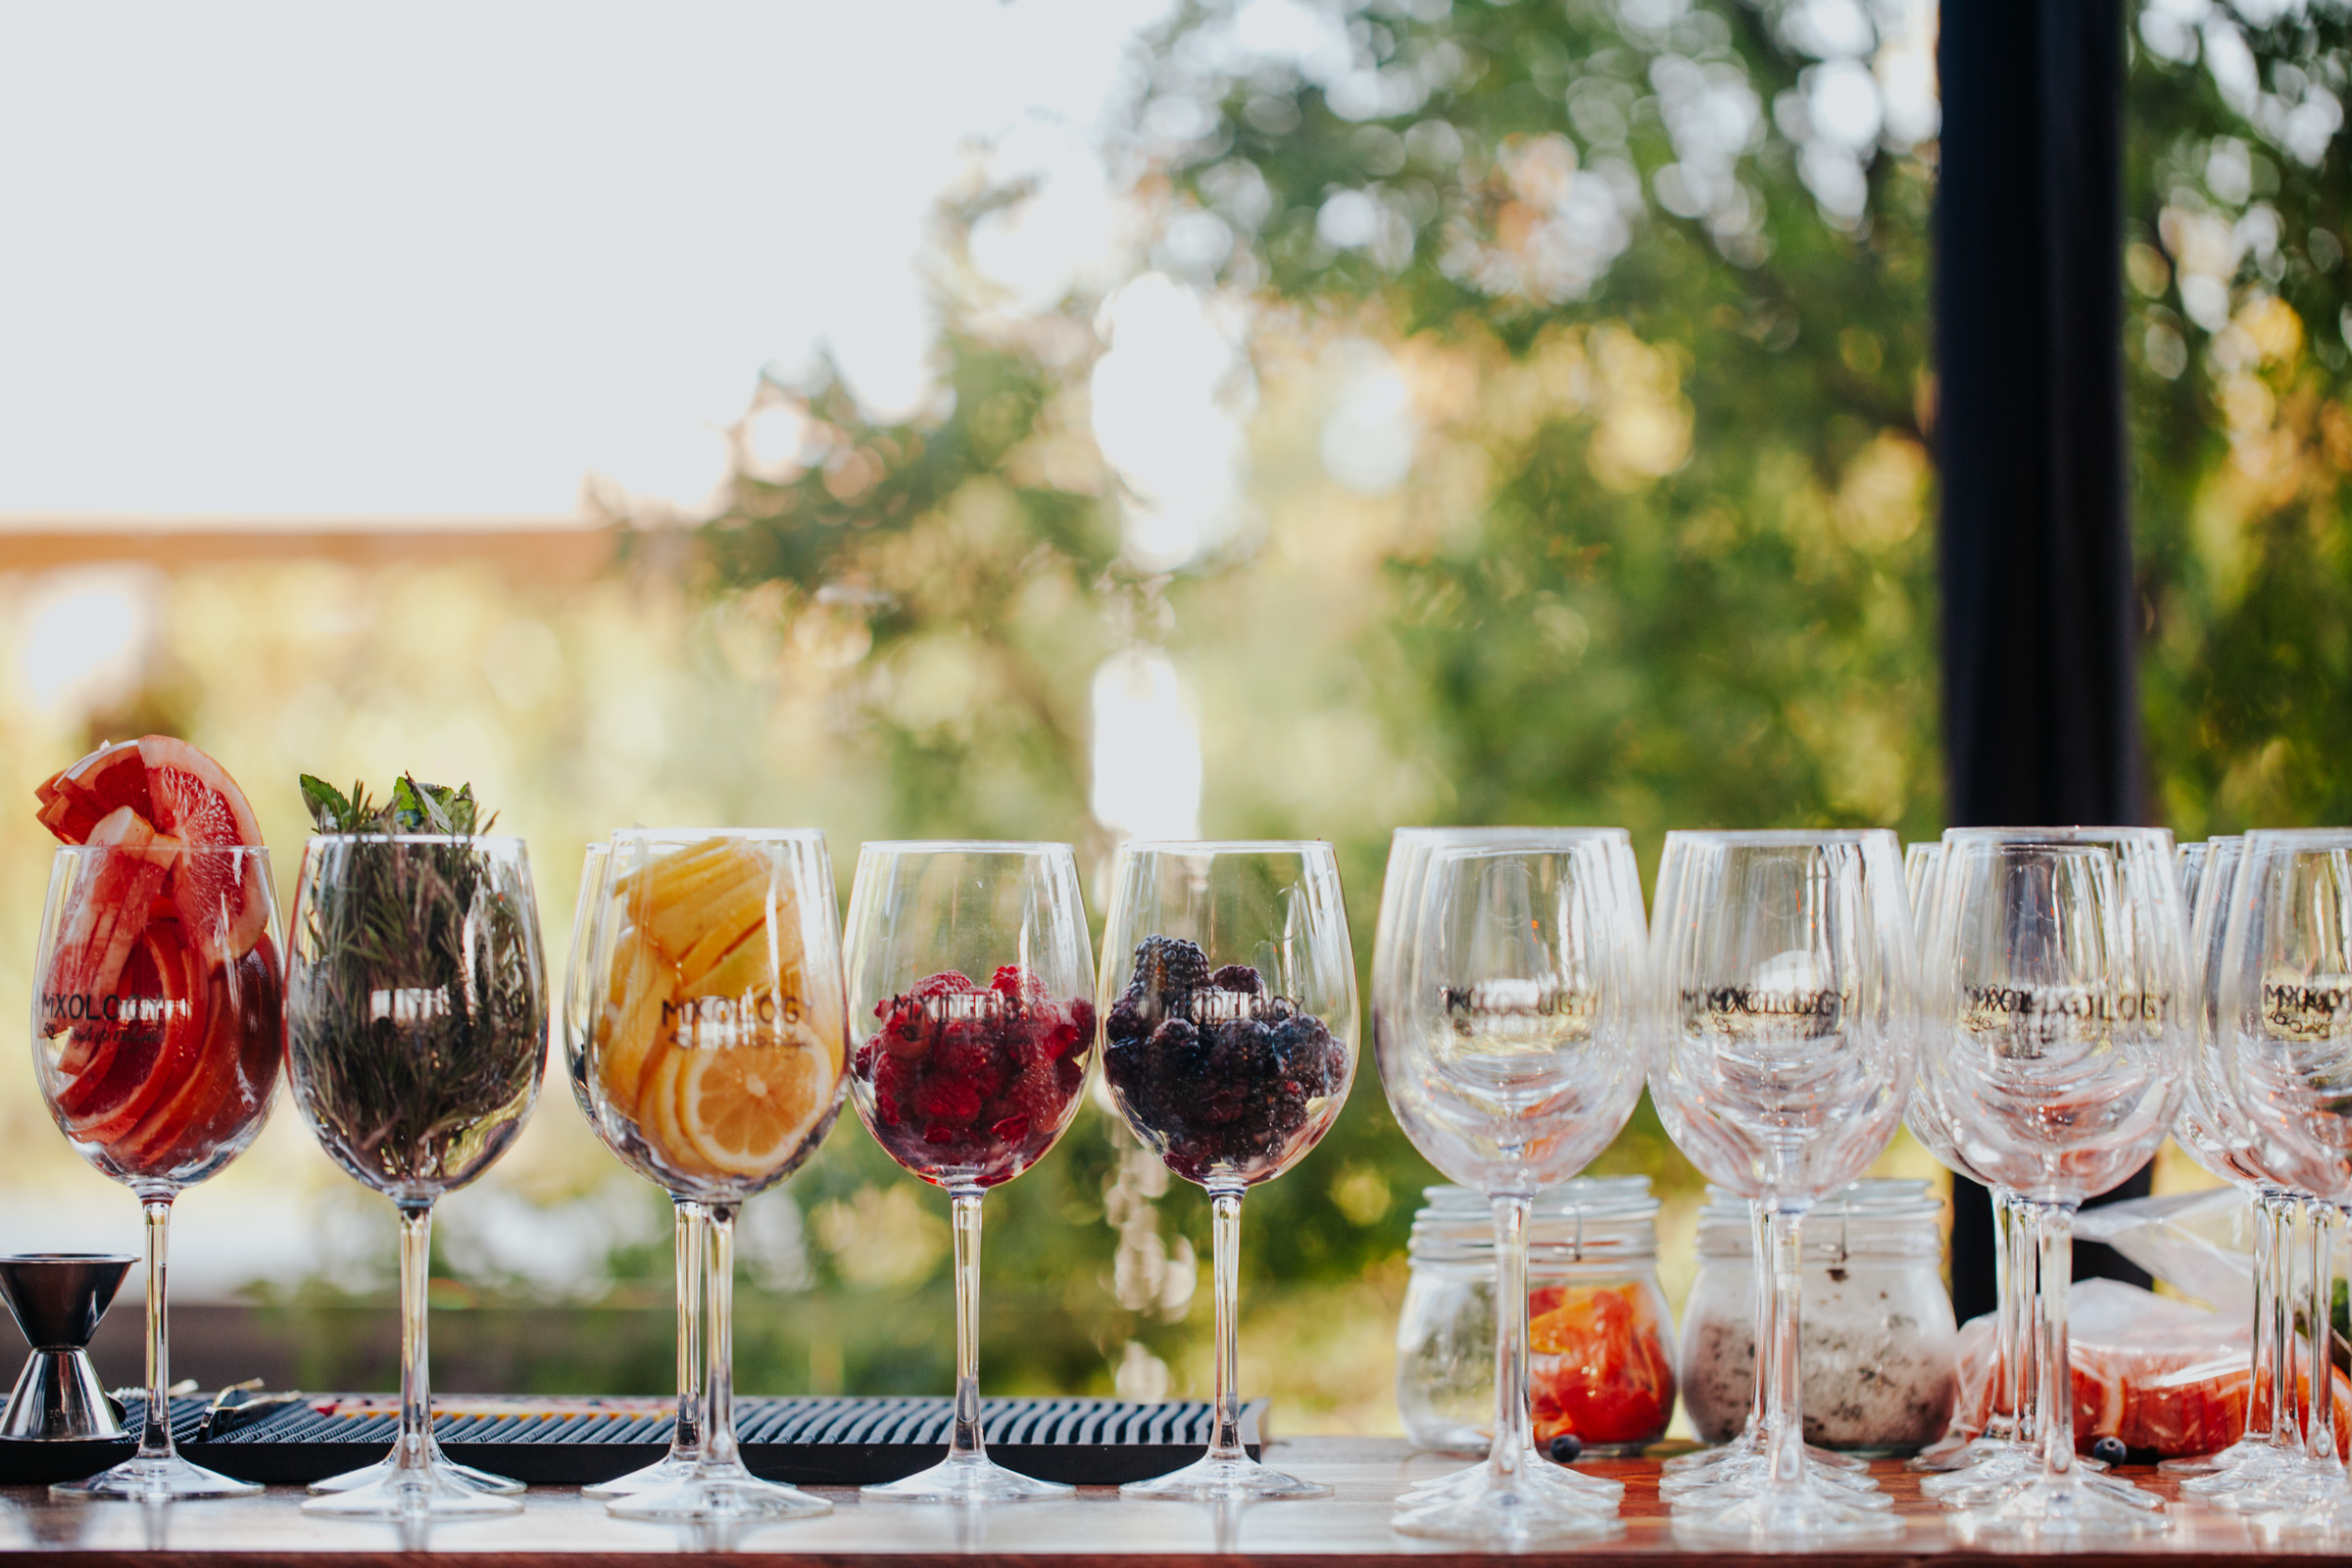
[1396,1177,1675,1456]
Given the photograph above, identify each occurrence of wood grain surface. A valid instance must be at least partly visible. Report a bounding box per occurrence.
[0,1439,2337,1563]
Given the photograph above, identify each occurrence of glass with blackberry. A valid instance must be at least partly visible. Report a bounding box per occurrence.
[843,841,1096,1503]
[1099,840,1358,1499]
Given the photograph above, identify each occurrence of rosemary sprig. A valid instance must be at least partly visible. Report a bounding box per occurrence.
[287,773,540,1191]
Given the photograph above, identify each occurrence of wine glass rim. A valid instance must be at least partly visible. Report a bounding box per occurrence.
[1660,828,1896,846]
[308,832,527,848]
[606,826,827,843]
[2239,827,2352,847]
[52,842,271,858]
[857,838,1075,855]
[1391,824,1629,841]
[1116,837,1333,854]
[1940,825,2174,844]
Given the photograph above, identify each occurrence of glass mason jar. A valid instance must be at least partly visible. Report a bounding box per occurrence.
[1679,1178,1957,1456]
[1396,1177,1674,1456]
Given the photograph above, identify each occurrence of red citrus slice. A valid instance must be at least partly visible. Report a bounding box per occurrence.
[116,938,279,1174]
[137,736,267,961]
[35,741,154,846]
[45,808,179,1030]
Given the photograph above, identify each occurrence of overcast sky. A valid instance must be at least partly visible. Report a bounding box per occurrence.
[0,1,1166,519]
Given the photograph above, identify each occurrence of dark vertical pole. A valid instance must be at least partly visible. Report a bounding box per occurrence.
[1936,0,2149,1323]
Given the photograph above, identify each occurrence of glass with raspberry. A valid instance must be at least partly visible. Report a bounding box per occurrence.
[843,841,1095,1503]
[1098,840,1358,1499]
[30,737,282,1501]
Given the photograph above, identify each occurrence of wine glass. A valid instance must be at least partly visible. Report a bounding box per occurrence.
[1646,830,1915,1543]
[1099,840,1357,1499]
[1378,834,1647,1543]
[2212,829,2352,1532]
[2162,837,2310,1502]
[1375,828,1638,1512]
[284,833,547,1517]
[32,843,283,1501]
[842,841,1096,1502]
[558,843,710,1501]
[575,829,849,1521]
[1916,827,2188,1541]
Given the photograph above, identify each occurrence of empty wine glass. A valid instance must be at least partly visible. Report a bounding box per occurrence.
[1378,834,1647,1544]
[1647,830,1915,1544]
[576,829,849,1521]
[1916,827,2187,1541]
[2163,837,2310,1502]
[843,841,1096,1503]
[285,834,547,1517]
[33,843,283,1501]
[2212,829,2352,1534]
[1100,840,1357,1499]
[1376,828,1639,1513]
[556,843,710,1501]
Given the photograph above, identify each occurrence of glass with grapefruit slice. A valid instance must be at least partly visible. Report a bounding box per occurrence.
[841,841,1096,1503]
[573,829,849,1521]
[284,827,547,1518]
[30,737,282,1501]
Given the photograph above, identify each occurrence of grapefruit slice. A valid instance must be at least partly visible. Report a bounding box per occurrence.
[670,1025,836,1177]
[116,938,278,1174]
[56,915,209,1141]
[35,741,154,846]
[46,808,178,1029]
[137,737,268,962]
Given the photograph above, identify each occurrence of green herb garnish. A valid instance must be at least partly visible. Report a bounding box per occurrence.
[285,774,541,1190]
[301,773,493,836]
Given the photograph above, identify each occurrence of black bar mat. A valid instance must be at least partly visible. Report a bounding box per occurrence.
[0,1395,1266,1488]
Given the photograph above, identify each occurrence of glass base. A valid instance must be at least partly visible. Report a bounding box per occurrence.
[1922,1449,2121,1508]
[1660,1450,1887,1504]
[2161,1435,2271,1477]
[1120,1451,1331,1500]
[50,1452,264,1501]
[300,1459,523,1518]
[1392,1464,1622,1545]
[2179,1443,2302,1501]
[309,1437,523,1496]
[583,1448,703,1499]
[2255,1484,2352,1542]
[606,1459,832,1521]
[1402,1449,1623,1505]
[1909,1431,2027,1474]
[2214,1455,2350,1514]
[862,1449,1073,1503]
[1662,1436,1866,1476]
[1945,1472,2166,1544]
[1668,1478,1905,1544]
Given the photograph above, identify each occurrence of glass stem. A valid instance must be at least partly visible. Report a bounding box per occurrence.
[2246,1190,2276,1447]
[2032,1200,2078,1487]
[671,1199,707,1463]
[2010,1189,2039,1448]
[395,1199,434,1474]
[1488,1193,1535,1484]
[704,1202,741,1474]
[1987,1189,2019,1442]
[136,1197,175,1462]
[949,1187,988,1464]
[1743,1199,1769,1443]
[1205,1186,1247,1463]
[2308,1201,2338,1473]
[2277,1195,2305,1448]
[1761,1200,1809,1494]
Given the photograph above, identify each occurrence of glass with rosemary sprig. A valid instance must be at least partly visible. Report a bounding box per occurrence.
[283,776,548,1519]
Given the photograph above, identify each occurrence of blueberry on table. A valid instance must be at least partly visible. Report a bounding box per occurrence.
[2091,1436,2127,1465]
[1545,1434,1583,1464]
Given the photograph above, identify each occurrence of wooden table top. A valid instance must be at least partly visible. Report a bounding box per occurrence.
[0,1439,2340,1563]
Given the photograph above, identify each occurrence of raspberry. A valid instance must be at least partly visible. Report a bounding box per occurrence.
[990,964,1051,1010]
[909,970,979,1000]
[854,1040,878,1079]
[990,1113,1030,1147]
[936,1021,1005,1102]
[912,1073,984,1127]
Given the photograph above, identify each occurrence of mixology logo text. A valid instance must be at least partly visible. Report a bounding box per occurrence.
[1683,986,1844,1026]
[2263,981,2352,1037]
[40,992,195,1026]
[1964,986,2166,1026]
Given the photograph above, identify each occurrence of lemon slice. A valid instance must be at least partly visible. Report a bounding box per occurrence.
[667,1019,838,1178]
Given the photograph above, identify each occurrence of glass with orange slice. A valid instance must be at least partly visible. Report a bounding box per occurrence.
[574,829,849,1522]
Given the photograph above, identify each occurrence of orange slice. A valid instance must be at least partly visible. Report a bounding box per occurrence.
[596,924,675,1119]
[668,1023,836,1178]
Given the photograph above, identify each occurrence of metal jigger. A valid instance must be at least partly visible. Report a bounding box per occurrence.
[0,1254,135,1441]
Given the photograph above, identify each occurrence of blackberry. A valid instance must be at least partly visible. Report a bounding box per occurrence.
[1105,995,1146,1045]
[1208,963,1263,997]
[1127,935,1209,1004]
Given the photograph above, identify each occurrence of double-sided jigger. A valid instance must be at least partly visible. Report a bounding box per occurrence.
[0,1253,135,1441]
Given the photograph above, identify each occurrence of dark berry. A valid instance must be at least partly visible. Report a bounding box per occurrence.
[1546,1434,1582,1464]
[1208,963,1262,996]
[1105,996,1146,1044]
[1128,936,1209,1004]
[2091,1436,2127,1465]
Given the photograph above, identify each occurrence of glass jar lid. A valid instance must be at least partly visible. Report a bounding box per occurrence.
[1694,1178,1944,1262]
[1408,1177,1658,1264]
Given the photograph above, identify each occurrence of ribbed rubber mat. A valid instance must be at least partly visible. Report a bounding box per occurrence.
[0,1395,1266,1488]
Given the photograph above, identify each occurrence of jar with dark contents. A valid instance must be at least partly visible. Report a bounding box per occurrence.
[1680,1179,1957,1456]
[1396,1178,1674,1455]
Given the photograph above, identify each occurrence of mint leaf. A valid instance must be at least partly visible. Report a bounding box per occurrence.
[300,774,351,832]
